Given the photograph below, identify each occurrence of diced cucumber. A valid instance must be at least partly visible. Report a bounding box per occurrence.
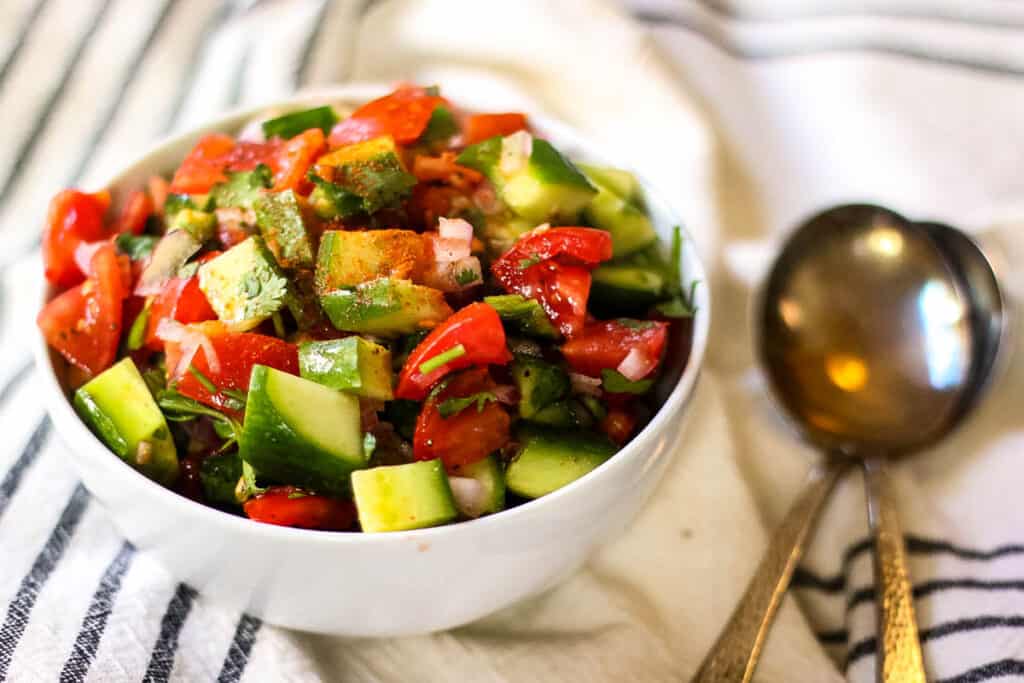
[578,163,642,205]
[209,165,272,211]
[484,294,558,339]
[351,459,457,532]
[418,106,458,146]
[299,337,394,400]
[315,229,427,293]
[449,455,505,518]
[200,450,243,508]
[505,427,616,499]
[458,135,596,223]
[511,355,569,419]
[262,105,339,139]
[480,214,534,258]
[319,278,451,337]
[198,236,288,329]
[73,358,178,485]
[254,189,315,270]
[589,264,666,316]
[240,365,366,495]
[584,185,657,257]
[529,399,595,429]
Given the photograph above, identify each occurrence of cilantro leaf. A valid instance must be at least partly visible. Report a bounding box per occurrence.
[438,391,498,418]
[209,164,272,210]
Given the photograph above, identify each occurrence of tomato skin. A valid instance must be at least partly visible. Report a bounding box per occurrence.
[463,113,528,145]
[165,329,299,415]
[37,244,126,376]
[329,86,445,146]
[396,302,512,400]
[495,227,613,269]
[169,134,238,194]
[114,190,153,235]
[413,368,511,469]
[560,319,670,377]
[42,190,111,287]
[144,277,217,352]
[244,486,356,530]
[599,408,637,445]
[270,128,325,193]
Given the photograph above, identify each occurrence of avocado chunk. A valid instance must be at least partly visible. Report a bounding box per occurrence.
[315,229,427,293]
[505,427,616,499]
[73,358,178,486]
[484,294,559,339]
[168,209,216,243]
[511,355,569,419]
[581,167,656,257]
[200,450,243,508]
[457,133,596,223]
[313,136,416,214]
[319,278,452,337]
[209,165,272,211]
[198,236,288,330]
[299,337,394,400]
[308,177,364,221]
[351,459,457,532]
[254,189,315,269]
[240,365,366,495]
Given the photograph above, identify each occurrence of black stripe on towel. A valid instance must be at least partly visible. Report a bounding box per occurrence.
[0,416,51,520]
[0,0,50,88]
[937,659,1024,683]
[59,541,137,683]
[845,615,1024,669]
[0,484,90,680]
[66,0,181,185]
[846,578,1024,611]
[216,613,263,683]
[634,12,1024,79]
[0,0,115,204]
[142,583,199,683]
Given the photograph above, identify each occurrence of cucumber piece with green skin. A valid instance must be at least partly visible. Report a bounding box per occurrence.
[351,459,457,532]
[589,264,666,316]
[418,106,458,146]
[458,135,596,223]
[262,105,339,139]
[449,455,505,518]
[511,355,569,419]
[254,189,315,269]
[584,184,657,257]
[484,294,558,339]
[73,358,178,486]
[200,451,243,508]
[505,427,616,499]
[198,236,289,330]
[319,278,451,337]
[529,399,596,429]
[577,163,642,205]
[299,337,394,400]
[240,365,366,495]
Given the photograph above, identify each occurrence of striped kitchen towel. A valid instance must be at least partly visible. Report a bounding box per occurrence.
[4,0,1024,681]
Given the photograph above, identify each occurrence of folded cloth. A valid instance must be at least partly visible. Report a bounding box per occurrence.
[2,0,1024,681]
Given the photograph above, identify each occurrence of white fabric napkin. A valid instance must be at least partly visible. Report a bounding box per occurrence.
[3,0,1024,681]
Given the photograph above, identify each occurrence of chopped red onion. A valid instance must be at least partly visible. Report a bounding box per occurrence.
[449,476,487,518]
[135,230,201,296]
[437,216,473,243]
[499,131,532,176]
[570,372,603,396]
[617,347,656,381]
[73,241,104,278]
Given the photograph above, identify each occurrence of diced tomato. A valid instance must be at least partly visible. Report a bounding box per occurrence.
[491,227,613,338]
[599,408,637,445]
[168,134,238,194]
[408,184,463,228]
[270,128,325,193]
[42,190,112,288]
[243,486,356,530]
[144,272,218,352]
[463,113,528,145]
[328,86,445,147]
[413,368,511,469]
[165,328,298,415]
[148,176,169,213]
[396,302,512,400]
[411,151,483,188]
[112,190,154,235]
[560,319,669,378]
[37,244,126,376]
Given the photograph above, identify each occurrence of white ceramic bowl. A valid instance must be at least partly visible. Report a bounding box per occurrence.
[35,84,710,636]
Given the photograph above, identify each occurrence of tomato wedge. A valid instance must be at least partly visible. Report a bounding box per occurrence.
[244,486,356,530]
[463,113,528,145]
[329,86,445,147]
[270,128,325,193]
[491,227,612,338]
[165,328,299,415]
[560,319,669,378]
[113,190,153,235]
[42,190,111,287]
[396,302,511,400]
[413,368,511,469]
[37,243,126,376]
[169,134,238,194]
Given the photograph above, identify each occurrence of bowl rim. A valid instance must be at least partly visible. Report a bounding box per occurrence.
[34,82,712,546]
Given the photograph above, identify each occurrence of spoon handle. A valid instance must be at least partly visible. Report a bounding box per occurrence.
[863,459,926,683]
[692,461,846,683]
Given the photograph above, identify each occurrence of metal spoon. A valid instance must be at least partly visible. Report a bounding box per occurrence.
[693,204,1005,682]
